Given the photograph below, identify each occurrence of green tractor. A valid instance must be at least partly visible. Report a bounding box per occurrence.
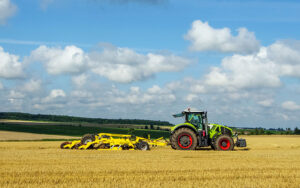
[170,108,246,151]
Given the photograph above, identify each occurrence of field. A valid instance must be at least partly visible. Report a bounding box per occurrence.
[0,131,79,141]
[0,135,300,187]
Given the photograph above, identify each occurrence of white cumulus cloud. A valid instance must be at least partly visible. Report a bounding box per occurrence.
[42,89,66,103]
[201,40,300,92]
[267,41,300,78]
[184,20,260,54]
[0,0,17,25]
[30,44,190,83]
[184,94,198,102]
[30,45,89,75]
[89,44,191,83]
[0,46,24,79]
[204,47,281,90]
[282,101,300,111]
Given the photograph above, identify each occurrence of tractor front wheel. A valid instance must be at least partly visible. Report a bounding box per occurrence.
[171,128,197,150]
[214,135,234,151]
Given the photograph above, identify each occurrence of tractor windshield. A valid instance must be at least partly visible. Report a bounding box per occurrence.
[186,114,203,129]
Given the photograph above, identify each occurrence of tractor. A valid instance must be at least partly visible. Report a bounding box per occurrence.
[170,108,246,150]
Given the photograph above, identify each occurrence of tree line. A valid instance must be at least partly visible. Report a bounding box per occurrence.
[0,112,173,126]
[236,127,300,135]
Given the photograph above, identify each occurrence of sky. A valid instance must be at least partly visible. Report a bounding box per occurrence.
[1,0,300,128]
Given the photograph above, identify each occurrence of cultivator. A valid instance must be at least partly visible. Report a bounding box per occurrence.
[60,133,168,151]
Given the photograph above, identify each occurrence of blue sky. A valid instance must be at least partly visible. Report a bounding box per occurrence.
[1,0,300,128]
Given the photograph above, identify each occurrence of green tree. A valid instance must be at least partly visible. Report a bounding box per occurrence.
[265,130,273,135]
[258,128,264,135]
[294,127,300,135]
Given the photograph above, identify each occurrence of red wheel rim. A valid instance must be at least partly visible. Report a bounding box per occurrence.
[178,134,192,149]
[219,138,230,150]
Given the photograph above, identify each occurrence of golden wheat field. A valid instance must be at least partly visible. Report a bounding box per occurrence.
[0,135,300,188]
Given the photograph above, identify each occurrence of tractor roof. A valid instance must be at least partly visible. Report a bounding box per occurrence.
[172,108,206,118]
[182,107,204,113]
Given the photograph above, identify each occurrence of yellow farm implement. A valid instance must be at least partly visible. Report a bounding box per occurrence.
[60,133,168,150]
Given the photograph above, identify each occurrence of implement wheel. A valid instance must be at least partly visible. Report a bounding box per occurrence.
[73,143,82,149]
[81,134,95,145]
[171,128,197,150]
[136,141,150,151]
[214,135,234,151]
[60,142,71,149]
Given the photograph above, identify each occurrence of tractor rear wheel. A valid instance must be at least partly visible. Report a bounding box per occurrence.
[81,134,95,145]
[169,135,176,149]
[214,135,234,151]
[171,128,197,150]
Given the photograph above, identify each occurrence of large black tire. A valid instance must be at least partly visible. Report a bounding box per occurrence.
[214,134,234,151]
[136,141,150,151]
[171,143,176,150]
[81,134,95,145]
[170,134,176,149]
[171,128,197,150]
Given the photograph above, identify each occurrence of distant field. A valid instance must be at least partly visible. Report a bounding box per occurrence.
[0,135,299,187]
[0,131,79,141]
[0,119,53,123]
[0,119,171,130]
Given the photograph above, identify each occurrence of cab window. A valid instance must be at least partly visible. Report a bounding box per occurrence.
[187,114,202,129]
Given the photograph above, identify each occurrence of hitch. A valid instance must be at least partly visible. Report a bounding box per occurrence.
[234,133,247,147]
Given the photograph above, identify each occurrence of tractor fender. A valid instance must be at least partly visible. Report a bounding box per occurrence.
[211,133,219,143]
[170,123,198,134]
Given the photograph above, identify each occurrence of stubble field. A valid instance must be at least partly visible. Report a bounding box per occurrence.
[0,135,300,188]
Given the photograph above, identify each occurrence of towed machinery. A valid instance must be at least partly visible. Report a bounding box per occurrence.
[60,133,167,150]
[170,108,247,150]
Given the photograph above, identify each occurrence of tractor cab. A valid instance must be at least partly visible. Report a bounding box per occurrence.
[172,108,208,131]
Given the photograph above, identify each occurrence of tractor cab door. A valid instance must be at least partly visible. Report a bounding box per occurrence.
[186,113,203,130]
